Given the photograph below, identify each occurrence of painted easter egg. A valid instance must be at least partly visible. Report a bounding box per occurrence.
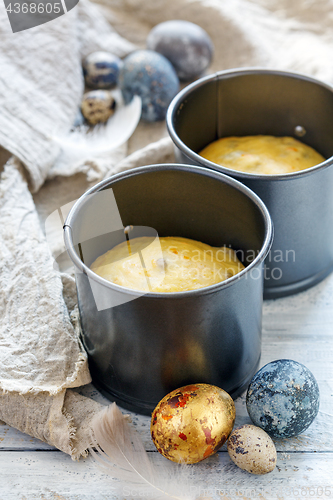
[81,90,116,125]
[246,359,320,438]
[83,51,123,89]
[150,383,235,463]
[146,20,213,81]
[228,424,277,474]
[119,50,179,122]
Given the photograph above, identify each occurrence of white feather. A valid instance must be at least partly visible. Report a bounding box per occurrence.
[51,91,142,162]
[89,403,197,500]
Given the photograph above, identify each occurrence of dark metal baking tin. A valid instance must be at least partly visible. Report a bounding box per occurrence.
[64,164,272,415]
[166,69,333,299]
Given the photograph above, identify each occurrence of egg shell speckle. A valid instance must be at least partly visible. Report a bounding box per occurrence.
[246,359,320,439]
[83,51,123,89]
[119,50,179,122]
[147,20,213,81]
[151,383,236,464]
[227,424,277,475]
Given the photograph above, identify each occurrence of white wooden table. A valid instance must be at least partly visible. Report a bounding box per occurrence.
[1,268,332,499]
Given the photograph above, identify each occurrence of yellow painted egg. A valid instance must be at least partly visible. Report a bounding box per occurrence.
[150,383,236,463]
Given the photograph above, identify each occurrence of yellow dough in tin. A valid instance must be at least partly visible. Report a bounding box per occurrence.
[90,236,245,293]
[199,135,325,175]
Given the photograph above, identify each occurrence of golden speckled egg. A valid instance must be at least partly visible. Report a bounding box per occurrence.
[150,383,236,463]
[227,424,277,474]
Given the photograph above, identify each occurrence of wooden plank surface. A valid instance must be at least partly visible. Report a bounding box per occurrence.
[1,450,332,500]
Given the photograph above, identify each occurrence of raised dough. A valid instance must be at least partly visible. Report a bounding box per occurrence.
[199,135,325,175]
[90,236,244,292]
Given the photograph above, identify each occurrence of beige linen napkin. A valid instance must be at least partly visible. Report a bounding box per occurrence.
[0,159,101,457]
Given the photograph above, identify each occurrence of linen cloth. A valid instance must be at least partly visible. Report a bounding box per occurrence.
[1,0,333,458]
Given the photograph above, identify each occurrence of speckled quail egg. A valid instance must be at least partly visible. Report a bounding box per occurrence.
[81,90,116,125]
[228,424,277,474]
[119,49,179,122]
[146,20,213,81]
[246,359,320,439]
[150,383,235,464]
[83,51,123,89]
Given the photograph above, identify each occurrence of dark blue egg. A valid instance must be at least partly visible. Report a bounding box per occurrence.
[246,359,320,439]
[83,51,123,89]
[146,20,214,81]
[119,50,179,122]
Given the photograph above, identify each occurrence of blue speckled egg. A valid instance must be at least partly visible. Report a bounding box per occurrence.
[83,51,123,89]
[119,50,179,122]
[146,20,213,81]
[246,359,320,439]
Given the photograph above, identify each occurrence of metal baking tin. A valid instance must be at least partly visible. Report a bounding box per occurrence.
[64,164,273,415]
[166,69,333,299]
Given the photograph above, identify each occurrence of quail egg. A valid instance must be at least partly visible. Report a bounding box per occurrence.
[228,424,277,474]
[81,90,116,125]
[83,51,123,89]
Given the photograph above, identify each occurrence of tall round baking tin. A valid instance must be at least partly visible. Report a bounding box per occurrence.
[64,164,272,414]
[167,69,333,298]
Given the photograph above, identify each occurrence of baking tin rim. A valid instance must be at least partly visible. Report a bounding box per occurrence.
[166,67,333,181]
[64,163,273,299]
